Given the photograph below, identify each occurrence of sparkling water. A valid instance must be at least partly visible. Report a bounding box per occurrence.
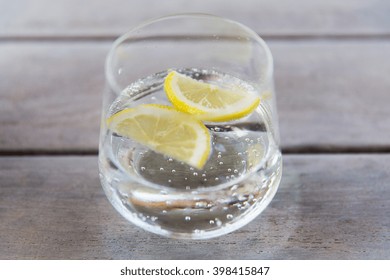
[99,69,282,239]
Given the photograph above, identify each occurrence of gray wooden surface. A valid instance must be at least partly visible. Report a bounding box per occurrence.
[0,0,389,259]
[1,155,388,259]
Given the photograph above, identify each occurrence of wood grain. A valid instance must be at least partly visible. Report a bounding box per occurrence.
[0,155,388,259]
[1,0,390,38]
[1,41,390,151]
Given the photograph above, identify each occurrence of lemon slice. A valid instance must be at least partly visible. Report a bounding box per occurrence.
[106,104,211,169]
[164,71,260,122]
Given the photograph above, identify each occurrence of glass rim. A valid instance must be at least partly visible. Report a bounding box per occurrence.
[105,13,274,94]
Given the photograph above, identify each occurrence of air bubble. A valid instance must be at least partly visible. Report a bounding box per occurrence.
[202,173,206,177]
[245,138,250,142]
[140,166,146,171]
[219,162,224,165]
[203,178,207,182]
[242,160,246,164]
[185,216,191,221]
[184,177,188,180]
[215,177,219,181]
[215,127,221,132]
[159,167,164,171]
[168,179,172,183]
[162,210,167,214]
[234,169,238,173]
[209,220,215,225]
[224,136,229,140]
[231,185,238,191]
[190,167,194,171]
[185,186,191,190]
[193,172,198,176]
[217,155,222,158]
[168,158,173,162]
[227,214,233,220]
[228,168,232,172]
[172,169,176,173]
[215,218,222,227]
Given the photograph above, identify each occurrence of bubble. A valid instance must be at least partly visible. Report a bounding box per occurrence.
[159,167,164,171]
[215,177,219,181]
[215,218,222,227]
[210,166,214,170]
[202,173,206,177]
[185,216,191,221]
[209,220,215,225]
[219,162,224,165]
[193,229,201,234]
[227,214,233,220]
[193,172,198,176]
[214,127,221,132]
[237,152,242,156]
[168,158,173,162]
[250,140,254,143]
[172,169,176,173]
[168,179,172,183]
[234,169,238,173]
[190,167,194,171]
[203,178,207,182]
[166,201,172,205]
[140,166,146,171]
[151,216,158,222]
[185,186,191,190]
[224,136,229,140]
[150,96,156,101]
[223,206,228,211]
[242,160,246,164]
[160,190,167,195]
[162,210,167,214]
[230,175,235,178]
[231,185,238,191]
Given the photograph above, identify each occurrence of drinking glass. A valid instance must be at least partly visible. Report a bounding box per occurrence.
[99,14,282,239]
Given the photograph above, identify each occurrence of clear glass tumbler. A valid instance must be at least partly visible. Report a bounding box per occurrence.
[99,14,282,239]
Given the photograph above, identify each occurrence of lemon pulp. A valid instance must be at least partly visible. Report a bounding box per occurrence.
[164,71,260,122]
[107,104,211,169]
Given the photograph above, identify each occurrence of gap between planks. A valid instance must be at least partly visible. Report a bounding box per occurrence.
[2,33,390,43]
[1,146,390,157]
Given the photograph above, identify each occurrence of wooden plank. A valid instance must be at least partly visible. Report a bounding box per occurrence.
[1,41,390,151]
[1,0,390,37]
[0,155,388,259]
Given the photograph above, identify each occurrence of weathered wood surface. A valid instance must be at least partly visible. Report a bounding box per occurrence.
[1,41,390,151]
[0,155,388,259]
[1,0,390,38]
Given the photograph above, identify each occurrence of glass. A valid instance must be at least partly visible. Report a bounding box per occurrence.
[99,14,282,239]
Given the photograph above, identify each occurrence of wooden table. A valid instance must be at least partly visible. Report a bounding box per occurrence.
[1,0,389,259]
